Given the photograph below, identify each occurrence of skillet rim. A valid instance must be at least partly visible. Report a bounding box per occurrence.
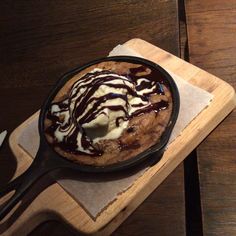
[38,56,180,173]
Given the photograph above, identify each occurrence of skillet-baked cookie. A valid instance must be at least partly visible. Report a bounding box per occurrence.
[44,60,173,166]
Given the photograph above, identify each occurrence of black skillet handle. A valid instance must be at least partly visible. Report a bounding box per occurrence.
[0,146,63,221]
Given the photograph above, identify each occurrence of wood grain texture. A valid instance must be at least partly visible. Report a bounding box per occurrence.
[112,166,185,236]
[28,167,185,236]
[0,0,179,89]
[2,39,235,236]
[186,0,236,83]
[185,0,236,235]
[0,1,185,235]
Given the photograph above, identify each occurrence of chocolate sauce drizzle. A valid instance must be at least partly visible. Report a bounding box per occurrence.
[45,64,169,156]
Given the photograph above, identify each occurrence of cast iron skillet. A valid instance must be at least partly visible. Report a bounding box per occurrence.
[0,56,179,221]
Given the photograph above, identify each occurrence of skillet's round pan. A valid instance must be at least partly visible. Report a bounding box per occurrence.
[0,56,179,221]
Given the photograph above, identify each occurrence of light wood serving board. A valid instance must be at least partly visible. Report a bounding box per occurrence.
[3,39,236,235]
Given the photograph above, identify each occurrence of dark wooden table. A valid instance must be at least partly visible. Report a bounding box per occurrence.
[185,0,236,235]
[0,1,185,235]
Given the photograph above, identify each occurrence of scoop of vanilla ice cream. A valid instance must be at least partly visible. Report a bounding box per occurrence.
[51,68,152,151]
[81,78,133,142]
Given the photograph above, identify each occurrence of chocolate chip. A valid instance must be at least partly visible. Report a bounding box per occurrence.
[127,127,135,133]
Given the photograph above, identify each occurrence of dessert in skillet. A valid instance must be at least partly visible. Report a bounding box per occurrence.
[44,61,173,166]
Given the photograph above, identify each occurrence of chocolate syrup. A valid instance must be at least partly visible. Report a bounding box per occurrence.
[45,64,170,156]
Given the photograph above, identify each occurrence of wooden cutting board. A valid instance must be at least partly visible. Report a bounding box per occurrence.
[3,38,236,235]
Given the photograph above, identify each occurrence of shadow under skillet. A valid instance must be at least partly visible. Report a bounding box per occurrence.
[0,173,54,234]
[53,152,162,183]
[0,141,17,189]
[28,220,81,236]
[0,152,162,234]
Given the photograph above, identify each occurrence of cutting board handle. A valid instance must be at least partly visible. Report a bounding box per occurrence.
[0,147,60,221]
